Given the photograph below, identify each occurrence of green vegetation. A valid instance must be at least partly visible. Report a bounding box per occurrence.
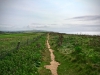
[38,42,51,75]
[0,32,51,75]
[0,33,43,52]
[1,32,100,75]
[0,33,43,59]
[49,32,100,75]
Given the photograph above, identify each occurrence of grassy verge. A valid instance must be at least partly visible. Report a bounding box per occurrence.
[0,33,51,75]
[38,35,52,75]
[49,32,100,75]
[0,32,52,75]
[38,46,51,75]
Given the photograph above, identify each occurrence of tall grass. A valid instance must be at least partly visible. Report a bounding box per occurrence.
[0,33,45,59]
[49,32,100,75]
[0,32,48,75]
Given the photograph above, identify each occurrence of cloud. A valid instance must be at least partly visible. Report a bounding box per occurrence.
[66,15,100,21]
[28,23,64,29]
[0,24,15,31]
[49,24,57,25]
[0,24,14,28]
[83,25,100,27]
[28,23,49,29]
[31,23,43,25]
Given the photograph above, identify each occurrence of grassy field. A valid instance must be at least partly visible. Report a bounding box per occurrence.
[0,32,100,75]
[49,32,100,75]
[0,32,46,59]
[0,33,43,52]
[0,32,52,75]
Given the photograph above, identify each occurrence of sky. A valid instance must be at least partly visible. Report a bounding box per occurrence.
[0,0,100,35]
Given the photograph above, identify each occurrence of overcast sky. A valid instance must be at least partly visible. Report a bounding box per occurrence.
[0,0,100,34]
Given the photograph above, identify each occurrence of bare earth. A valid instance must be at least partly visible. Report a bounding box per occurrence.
[45,34,60,75]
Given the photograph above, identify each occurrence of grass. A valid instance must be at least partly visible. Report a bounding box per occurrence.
[0,32,51,75]
[0,33,44,53]
[38,42,52,75]
[0,32,44,59]
[49,32,100,75]
[1,32,100,75]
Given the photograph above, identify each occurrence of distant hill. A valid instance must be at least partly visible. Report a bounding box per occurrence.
[0,30,50,33]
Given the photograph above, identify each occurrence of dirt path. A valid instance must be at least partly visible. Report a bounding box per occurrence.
[45,34,60,75]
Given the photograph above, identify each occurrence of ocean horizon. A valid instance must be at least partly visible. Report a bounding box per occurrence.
[59,31,100,35]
